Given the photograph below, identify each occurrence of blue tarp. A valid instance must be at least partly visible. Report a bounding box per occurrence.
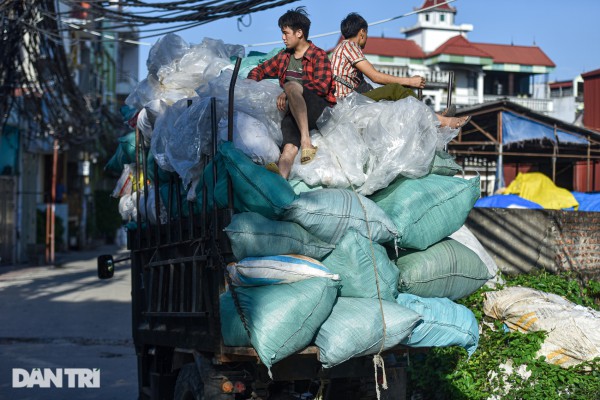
[474,194,543,209]
[571,192,600,212]
[502,112,588,146]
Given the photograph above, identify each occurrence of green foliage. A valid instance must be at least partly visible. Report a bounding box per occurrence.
[406,272,600,399]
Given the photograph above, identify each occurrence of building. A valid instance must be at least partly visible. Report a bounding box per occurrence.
[548,76,584,124]
[0,0,139,266]
[355,0,556,114]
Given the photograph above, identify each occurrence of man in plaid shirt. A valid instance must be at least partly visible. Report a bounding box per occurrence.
[247,7,336,179]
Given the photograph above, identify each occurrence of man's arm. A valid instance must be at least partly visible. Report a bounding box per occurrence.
[355,59,425,88]
[247,54,281,81]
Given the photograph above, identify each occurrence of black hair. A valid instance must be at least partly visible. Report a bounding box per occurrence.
[341,12,368,39]
[278,6,311,39]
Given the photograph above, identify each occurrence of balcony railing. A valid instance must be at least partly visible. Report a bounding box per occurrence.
[454,94,554,114]
[375,65,452,86]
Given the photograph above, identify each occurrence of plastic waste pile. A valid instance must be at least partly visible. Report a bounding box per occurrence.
[107,34,503,376]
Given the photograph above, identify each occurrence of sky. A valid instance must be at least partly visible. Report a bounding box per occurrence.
[135,0,600,83]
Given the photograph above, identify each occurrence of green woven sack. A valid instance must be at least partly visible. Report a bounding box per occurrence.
[396,293,479,356]
[394,238,492,300]
[219,141,297,219]
[283,188,398,245]
[220,291,251,347]
[370,174,480,250]
[146,151,172,185]
[322,229,398,301]
[224,212,335,261]
[105,131,137,174]
[288,179,324,195]
[430,150,462,176]
[220,278,339,374]
[314,297,422,368]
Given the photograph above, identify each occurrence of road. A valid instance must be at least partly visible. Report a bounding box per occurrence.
[0,244,138,400]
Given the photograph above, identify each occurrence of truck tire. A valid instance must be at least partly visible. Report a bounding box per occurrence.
[174,364,204,400]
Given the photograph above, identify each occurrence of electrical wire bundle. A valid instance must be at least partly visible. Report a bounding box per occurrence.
[0,0,299,149]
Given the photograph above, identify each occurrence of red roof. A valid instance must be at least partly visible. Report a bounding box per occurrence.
[416,0,456,12]
[549,81,573,89]
[582,68,600,79]
[428,35,492,58]
[472,42,555,67]
[361,37,425,59]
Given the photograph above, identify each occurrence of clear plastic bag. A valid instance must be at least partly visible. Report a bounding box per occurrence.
[146,33,190,78]
[111,163,136,198]
[197,70,284,148]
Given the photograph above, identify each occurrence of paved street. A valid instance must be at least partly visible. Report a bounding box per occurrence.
[0,244,138,400]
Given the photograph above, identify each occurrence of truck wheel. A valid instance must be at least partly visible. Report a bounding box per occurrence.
[174,364,204,400]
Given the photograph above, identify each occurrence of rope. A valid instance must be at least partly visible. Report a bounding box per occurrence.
[330,149,389,399]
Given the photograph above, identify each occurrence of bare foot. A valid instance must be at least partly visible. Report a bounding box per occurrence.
[438,115,471,129]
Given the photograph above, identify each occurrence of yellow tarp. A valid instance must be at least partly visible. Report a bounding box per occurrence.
[503,172,579,210]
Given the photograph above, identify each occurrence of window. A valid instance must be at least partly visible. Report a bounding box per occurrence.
[425,14,430,22]
[440,14,445,22]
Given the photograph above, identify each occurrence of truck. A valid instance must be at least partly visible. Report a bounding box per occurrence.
[97,59,455,400]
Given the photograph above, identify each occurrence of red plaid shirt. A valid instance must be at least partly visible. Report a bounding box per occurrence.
[247,42,336,105]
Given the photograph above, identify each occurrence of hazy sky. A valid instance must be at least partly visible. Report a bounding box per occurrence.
[135,0,600,83]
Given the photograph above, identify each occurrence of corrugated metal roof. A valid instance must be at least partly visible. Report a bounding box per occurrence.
[428,35,493,58]
[362,37,426,59]
[473,42,556,67]
[549,81,573,89]
[582,68,600,79]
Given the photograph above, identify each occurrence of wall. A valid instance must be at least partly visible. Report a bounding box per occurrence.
[550,96,576,124]
[466,208,600,281]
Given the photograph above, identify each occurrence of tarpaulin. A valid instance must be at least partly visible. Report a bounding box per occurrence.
[502,112,588,146]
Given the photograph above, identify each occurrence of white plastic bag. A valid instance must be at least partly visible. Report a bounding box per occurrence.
[218,111,280,165]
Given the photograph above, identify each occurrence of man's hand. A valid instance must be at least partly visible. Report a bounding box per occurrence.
[277,92,287,111]
[410,75,426,89]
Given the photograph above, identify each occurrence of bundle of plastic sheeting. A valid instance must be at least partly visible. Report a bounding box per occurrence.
[217,111,280,165]
[322,229,399,301]
[150,97,215,186]
[282,188,398,245]
[224,212,335,261]
[137,99,168,144]
[219,277,339,376]
[197,70,284,149]
[396,294,479,357]
[297,93,458,195]
[359,97,457,195]
[158,38,244,95]
[150,98,192,173]
[288,127,369,188]
[393,238,492,300]
[126,35,244,109]
[227,254,339,286]
[449,225,503,287]
[314,297,422,368]
[483,286,600,367]
[370,174,481,250]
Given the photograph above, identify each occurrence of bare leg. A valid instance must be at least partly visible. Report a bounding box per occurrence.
[278,143,299,180]
[283,81,314,151]
[437,114,470,129]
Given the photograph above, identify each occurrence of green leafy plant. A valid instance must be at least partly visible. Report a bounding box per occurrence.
[406,272,600,399]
